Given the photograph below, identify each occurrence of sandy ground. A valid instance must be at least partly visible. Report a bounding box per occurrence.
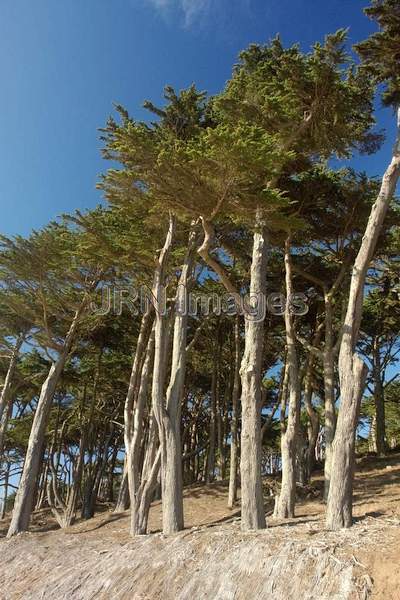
[0,454,399,599]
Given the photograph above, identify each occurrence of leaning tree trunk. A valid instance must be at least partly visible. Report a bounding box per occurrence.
[127,331,155,535]
[135,415,161,534]
[7,304,86,537]
[122,304,154,525]
[157,228,197,535]
[239,214,267,531]
[327,109,400,530]
[276,237,301,519]
[228,316,241,508]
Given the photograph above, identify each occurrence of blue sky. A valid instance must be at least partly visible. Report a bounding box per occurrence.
[0,0,396,236]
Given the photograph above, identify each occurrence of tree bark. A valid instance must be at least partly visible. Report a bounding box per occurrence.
[276,237,301,519]
[323,298,336,500]
[206,357,217,484]
[303,362,319,482]
[372,337,386,456]
[127,331,155,535]
[7,303,87,537]
[114,461,130,513]
[239,215,267,531]
[134,413,160,533]
[228,316,241,508]
[326,108,400,530]
[157,228,197,535]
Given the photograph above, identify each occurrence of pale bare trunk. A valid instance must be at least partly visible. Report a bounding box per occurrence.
[159,230,196,534]
[114,461,130,513]
[276,238,301,519]
[206,359,217,483]
[0,460,10,519]
[128,332,154,535]
[239,216,267,531]
[7,304,86,537]
[303,364,319,481]
[228,317,241,508]
[327,109,400,530]
[323,300,336,500]
[372,337,386,456]
[123,306,154,528]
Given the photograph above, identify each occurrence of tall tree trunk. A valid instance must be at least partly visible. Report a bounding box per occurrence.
[276,237,301,519]
[128,332,154,535]
[327,108,400,530]
[239,215,267,531]
[323,298,336,500]
[81,346,104,520]
[7,303,86,537]
[303,362,319,482]
[228,316,241,508]
[135,414,160,534]
[372,337,386,456]
[157,228,196,535]
[206,358,217,484]
[216,374,225,480]
[122,305,154,523]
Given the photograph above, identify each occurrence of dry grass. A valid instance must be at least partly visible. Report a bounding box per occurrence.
[0,454,399,600]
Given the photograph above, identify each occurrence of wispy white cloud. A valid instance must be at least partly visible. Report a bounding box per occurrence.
[181,0,212,26]
[146,0,215,27]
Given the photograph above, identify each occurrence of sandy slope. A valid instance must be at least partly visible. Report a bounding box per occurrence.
[0,454,399,600]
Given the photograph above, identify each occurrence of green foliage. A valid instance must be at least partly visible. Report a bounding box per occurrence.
[217,31,378,159]
[355,0,400,106]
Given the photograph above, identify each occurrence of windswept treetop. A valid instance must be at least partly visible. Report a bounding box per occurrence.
[217,31,380,158]
[355,0,400,107]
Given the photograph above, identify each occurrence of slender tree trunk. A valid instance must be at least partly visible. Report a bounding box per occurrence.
[35,451,50,511]
[323,299,336,500]
[1,460,10,519]
[228,316,241,508]
[114,461,130,512]
[128,332,154,535]
[158,229,196,535]
[81,348,104,520]
[7,304,86,537]
[303,363,319,482]
[372,337,386,456]
[327,109,400,530]
[134,414,160,533]
[276,238,301,519]
[216,374,225,480]
[206,358,217,484]
[239,215,267,531]
[122,305,154,523]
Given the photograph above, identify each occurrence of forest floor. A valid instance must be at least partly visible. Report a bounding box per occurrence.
[0,453,399,600]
